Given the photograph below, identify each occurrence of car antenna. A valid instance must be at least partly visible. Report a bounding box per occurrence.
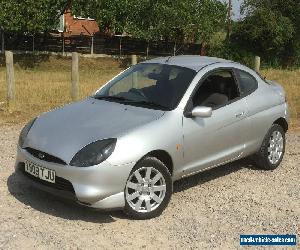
[165,56,172,63]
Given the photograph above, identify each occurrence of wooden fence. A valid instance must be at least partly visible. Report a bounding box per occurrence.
[1,32,202,56]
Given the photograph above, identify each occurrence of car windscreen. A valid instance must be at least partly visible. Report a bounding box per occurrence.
[94,63,196,110]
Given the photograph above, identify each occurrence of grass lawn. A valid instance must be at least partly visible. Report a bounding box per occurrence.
[0,55,299,130]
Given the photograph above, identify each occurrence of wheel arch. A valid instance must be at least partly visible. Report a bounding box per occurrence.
[273,117,288,132]
[144,150,174,176]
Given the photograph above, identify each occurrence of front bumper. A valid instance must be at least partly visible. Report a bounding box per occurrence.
[15,146,135,210]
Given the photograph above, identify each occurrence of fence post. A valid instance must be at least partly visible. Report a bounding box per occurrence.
[131,55,138,88]
[131,54,137,65]
[62,34,65,56]
[173,41,177,56]
[5,51,15,109]
[91,36,94,55]
[146,42,149,58]
[254,56,261,72]
[71,52,79,101]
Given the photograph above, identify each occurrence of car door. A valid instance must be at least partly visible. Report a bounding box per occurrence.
[181,68,249,177]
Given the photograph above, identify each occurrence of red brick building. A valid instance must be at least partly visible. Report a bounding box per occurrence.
[58,9,100,37]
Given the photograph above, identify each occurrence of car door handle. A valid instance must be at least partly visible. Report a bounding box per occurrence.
[235,112,245,118]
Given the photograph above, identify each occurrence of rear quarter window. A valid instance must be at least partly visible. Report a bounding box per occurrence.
[236,70,258,96]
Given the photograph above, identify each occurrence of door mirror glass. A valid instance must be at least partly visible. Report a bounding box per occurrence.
[191,106,212,118]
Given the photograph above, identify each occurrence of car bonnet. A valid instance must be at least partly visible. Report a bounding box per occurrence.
[24,98,165,164]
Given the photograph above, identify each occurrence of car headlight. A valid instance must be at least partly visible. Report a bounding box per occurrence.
[70,139,117,167]
[18,118,37,148]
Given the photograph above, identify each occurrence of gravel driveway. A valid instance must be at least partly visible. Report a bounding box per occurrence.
[0,125,299,249]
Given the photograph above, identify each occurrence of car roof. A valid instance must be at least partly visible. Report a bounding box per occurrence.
[142,55,233,71]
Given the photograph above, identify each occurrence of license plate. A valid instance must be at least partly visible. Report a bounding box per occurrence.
[24,160,56,183]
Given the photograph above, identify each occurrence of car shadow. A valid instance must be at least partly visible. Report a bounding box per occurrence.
[7,172,123,223]
[7,158,259,222]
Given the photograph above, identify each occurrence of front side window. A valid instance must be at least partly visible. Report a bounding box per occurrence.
[95,63,196,110]
[236,70,258,96]
[192,69,240,109]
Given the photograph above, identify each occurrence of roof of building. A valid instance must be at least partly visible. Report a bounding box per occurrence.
[142,55,233,71]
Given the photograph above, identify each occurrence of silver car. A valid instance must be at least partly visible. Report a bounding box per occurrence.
[15,56,289,219]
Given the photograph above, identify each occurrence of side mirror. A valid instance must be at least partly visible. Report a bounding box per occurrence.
[191,106,212,118]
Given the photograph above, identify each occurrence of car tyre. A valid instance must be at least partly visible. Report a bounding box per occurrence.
[124,157,172,219]
[254,124,286,170]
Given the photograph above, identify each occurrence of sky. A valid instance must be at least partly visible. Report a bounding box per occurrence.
[231,0,243,20]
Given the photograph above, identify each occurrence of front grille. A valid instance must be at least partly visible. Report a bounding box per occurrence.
[19,163,75,193]
[25,147,66,165]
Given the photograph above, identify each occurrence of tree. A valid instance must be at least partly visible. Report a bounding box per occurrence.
[185,0,227,44]
[72,0,133,35]
[73,0,227,55]
[232,0,300,66]
[231,9,294,55]
[126,0,191,55]
[0,0,67,33]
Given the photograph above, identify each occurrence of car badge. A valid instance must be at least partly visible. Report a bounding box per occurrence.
[38,153,45,159]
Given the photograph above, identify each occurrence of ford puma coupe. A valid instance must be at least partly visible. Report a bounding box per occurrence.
[15,56,289,219]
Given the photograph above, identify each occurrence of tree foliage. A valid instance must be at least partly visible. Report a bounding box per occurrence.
[72,0,131,35]
[72,0,227,44]
[231,0,300,66]
[231,9,294,55]
[0,0,227,51]
[186,0,227,43]
[0,0,67,33]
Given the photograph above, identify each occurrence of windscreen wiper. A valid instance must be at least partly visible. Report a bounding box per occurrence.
[94,96,170,110]
[93,95,130,102]
[130,100,170,110]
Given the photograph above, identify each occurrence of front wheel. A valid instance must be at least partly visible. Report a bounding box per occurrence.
[254,124,286,170]
[124,157,172,219]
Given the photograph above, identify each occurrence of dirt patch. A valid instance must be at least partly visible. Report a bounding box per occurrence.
[0,125,299,249]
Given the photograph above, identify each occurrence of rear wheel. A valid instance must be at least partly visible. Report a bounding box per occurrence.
[124,157,172,219]
[254,124,286,170]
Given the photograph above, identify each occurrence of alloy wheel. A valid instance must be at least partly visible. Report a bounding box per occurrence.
[125,167,166,213]
[267,130,284,165]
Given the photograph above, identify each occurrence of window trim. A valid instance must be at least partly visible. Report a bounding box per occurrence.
[184,67,242,117]
[234,68,259,98]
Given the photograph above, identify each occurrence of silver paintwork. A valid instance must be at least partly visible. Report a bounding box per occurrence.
[268,131,284,164]
[125,167,166,213]
[23,98,164,164]
[141,55,230,71]
[15,56,289,210]
[16,146,134,208]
